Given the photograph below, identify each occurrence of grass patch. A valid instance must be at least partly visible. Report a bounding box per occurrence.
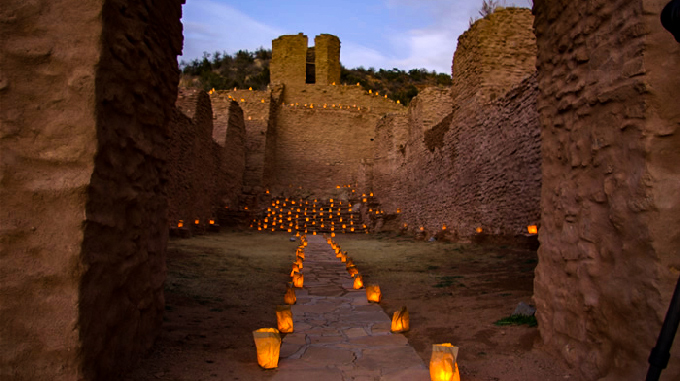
[494,314,537,327]
[433,275,464,288]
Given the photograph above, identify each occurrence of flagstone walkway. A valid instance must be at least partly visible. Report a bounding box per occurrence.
[271,235,430,381]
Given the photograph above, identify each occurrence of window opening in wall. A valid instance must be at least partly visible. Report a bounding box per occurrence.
[306,47,316,84]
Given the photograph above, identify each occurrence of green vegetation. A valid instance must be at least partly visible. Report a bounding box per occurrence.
[494,314,538,327]
[433,275,464,288]
[179,49,452,105]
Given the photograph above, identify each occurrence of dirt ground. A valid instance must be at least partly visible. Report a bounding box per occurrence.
[125,230,576,381]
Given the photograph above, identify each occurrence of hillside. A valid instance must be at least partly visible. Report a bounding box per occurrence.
[179,49,451,105]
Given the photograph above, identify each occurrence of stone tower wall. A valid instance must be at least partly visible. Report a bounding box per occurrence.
[270,34,308,88]
[314,34,341,86]
[452,8,537,105]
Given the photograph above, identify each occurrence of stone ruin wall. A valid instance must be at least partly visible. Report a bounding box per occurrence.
[210,88,274,207]
[79,0,183,378]
[167,89,246,226]
[533,0,680,379]
[314,34,341,86]
[264,33,405,199]
[1,0,184,379]
[371,8,540,240]
[269,86,404,199]
[271,34,308,92]
[0,0,101,378]
[452,8,537,106]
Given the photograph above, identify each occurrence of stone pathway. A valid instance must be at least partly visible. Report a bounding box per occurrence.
[272,235,429,381]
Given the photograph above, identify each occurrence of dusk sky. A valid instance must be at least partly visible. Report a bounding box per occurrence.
[180,0,533,74]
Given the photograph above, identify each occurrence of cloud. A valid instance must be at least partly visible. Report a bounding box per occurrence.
[376,0,533,74]
[390,30,455,74]
[341,42,391,70]
[179,0,283,62]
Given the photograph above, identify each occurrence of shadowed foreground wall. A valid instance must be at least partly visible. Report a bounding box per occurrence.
[0,0,183,379]
[533,0,680,379]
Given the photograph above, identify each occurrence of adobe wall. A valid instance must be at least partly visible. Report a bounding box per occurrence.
[267,85,404,198]
[0,0,183,379]
[372,8,540,240]
[314,34,341,86]
[78,0,183,378]
[372,113,409,215]
[210,89,270,193]
[0,0,101,378]
[533,0,680,379]
[452,7,537,105]
[271,34,308,89]
[167,89,240,224]
[220,101,247,208]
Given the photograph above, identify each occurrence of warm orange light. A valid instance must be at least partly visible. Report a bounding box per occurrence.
[366,284,382,303]
[420,227,424,231]
[397,209,401,213]
[331,232,336,237]
[292,272,304,288]
[178,220,184,228]
[429,344,460,381]
[390,306,409,333]
[442,224,446,230]
[284,283,296,305]
[527,225,538,234]
[210,219,215,225]
[347,266,359,277]
[276,305,294,333]
[195,219,200,225]
[476,227,483,233]
[353,275,364,289]
[252,328,281,369]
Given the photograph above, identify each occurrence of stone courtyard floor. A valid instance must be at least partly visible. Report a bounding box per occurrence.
[272,234,430,381]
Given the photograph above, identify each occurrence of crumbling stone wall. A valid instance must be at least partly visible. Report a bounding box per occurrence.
[0,0,102,378]
[220,101,246,208]
[314,34,341,86]
[372,8,540,240]
[533,0,680,379]
[1,0,183,379]
[372,113,409,215]
[0,0,182,380]
[211,89,270,191]
[452,7,536,105]
[265,84,404,197]
[78,0,183,379]
[271,34,308,90]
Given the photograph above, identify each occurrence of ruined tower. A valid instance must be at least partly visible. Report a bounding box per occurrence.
[314,34,341,85]
[270,33,341,88]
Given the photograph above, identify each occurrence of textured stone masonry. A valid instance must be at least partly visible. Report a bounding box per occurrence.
[533,0,680,379]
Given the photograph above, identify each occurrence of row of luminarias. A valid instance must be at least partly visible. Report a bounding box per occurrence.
[251,234,461,381]
[209,83,402,104]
